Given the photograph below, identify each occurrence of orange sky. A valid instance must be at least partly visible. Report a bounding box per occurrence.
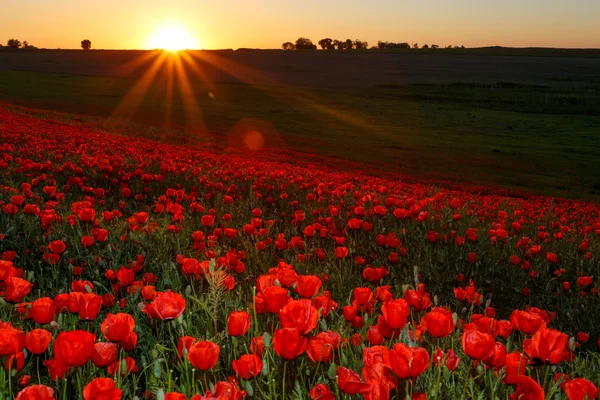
[2,0,600,49]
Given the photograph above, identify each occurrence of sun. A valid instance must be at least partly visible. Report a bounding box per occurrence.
[148,25,198,51]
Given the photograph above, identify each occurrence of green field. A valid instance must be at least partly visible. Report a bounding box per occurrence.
[1,69,600,200]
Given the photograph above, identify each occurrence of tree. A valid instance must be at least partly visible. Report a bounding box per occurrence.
[318,38,333,50]
[431,44,439,49]
[413,43,419,49]
[7,39,22,49]
[81,39,91,50]
[282,42,295,50]
[344,39,353,50]
[354,40,368,50]
[334,40,344,50]
[295,37,316,50]
[422,44,429,49]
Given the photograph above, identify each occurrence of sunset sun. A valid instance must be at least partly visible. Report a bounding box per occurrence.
[148,25,198,51]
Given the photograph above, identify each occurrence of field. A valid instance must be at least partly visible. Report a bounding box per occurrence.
[1,50,600,200]
[1,50,600,400]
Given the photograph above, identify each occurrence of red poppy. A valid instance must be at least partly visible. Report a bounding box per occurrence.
[15,385,55,400]
[461,327,495,360]
[107,356,139,376]
[262,286,289,313]
[227,310,250,337]
[232,354,263,379]
[53,330,96,367]
[83,377,122,400]
[143,291,186,320]
[48,240,67,254]
[273,328,308,360]
[381,298,410,331]
[307,337,333,363]
[421,307,455,338]
[510,310,546,335]
[79,293,102,321]
[523,327,568,365]
[336,366,370,395]
[25,328,52,355]
[509,376,545,400]
[44,357,70,381]
[177,336,196,359]
[334,247,349,259]
[30,297,56,324]
[188,340,220,370]
[4,277,33,302]
[503,352,528,384]
[100,313,135,342]
[92,342,118,367]
[309,384,335,400]
[296,275,322,298]
[564,378,598,400]
[388,343,430,379]
[279,299,319,335]
[0,324,26,356]
[250,336,265,357]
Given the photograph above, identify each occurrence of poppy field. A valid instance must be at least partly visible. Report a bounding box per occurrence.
[1,104,600,400]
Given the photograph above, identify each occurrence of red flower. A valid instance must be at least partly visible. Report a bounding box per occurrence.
[188,341,220,370]
[307,337,333,363]
[421,307,455,338]
[334,247,349,259]
[92,342,118,367]
[279,299,319,335]
[15,385,55,400]
[48,240,67,254]
[232,354,263,379]
[388,343,430,379]
[79,293,102,321]
[144,291,186,320]
[30,297,56,324]
[381,298,410,331]
[523,327,568,365]
[296,275,322,298]
[509,376,545,400]
[4,277,33,302]
[309,384,335,400]
[83,377,122,400]
[510,310,546,335]
[101,313,135,342]
[336,366,370,395]
[250,336,265,357]
[25,328,52,355]
[53,330,96,367]
[273,328,308,360]
[461,327,495,360]
[81,236,94,248]
[227,310,250,337]
[0,324,26,356]
[503,352,528,384]
[262,286,290,313]
[564,378,598,400]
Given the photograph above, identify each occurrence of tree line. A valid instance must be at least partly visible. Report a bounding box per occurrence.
[282,37,464,50]
[1,39,92,50]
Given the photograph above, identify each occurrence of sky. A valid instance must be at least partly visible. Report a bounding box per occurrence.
[2,0,600,49]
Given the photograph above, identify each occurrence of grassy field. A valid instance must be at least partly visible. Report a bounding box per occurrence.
[1,67,600,200]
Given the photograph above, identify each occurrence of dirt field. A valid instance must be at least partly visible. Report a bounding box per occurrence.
[2,49,600,89]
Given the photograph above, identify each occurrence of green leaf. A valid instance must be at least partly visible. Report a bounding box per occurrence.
[327,363,337,380]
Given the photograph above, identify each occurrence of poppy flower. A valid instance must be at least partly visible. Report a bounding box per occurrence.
[336,366,370,395]
[509,376,545,400]
[48,240,67,254]
[227,310,250,337]
[388,343,430,379]
[44,357,70,381]
[107,356,139,376]
[273,328,308,360]
[523,327,568,365]
[232,354,263,379]
[188,340,220,370]
[381,298,410,331]
[421,307,455,338]
[30,297,56,324]
[82,377,122,400]
[0,324,26,356]
[177,336,196,359]
[4,277,33,302]
[309,384,335,400]
[100,313,135,342]
[15,385,55,400]
[25,328,52,355]
[510,310,546,335]
[250,336,265,357]
[503,352,528,384]
[53,330,96,367]
[296,275,322,298]
[461,327,495,360]
[279,299,319,335]
[92,342,118,367]
[334,247,349,259]
[564,378,598,400]
[144,291,186,320]
[262,285,289,313]
[307,337,333,363]
[79,293,102,320]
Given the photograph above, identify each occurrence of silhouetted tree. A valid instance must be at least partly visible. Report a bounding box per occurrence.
[413,43,419,49]
[282,42,295,50]
[295,37,316,50]
[422,44,429,49]
[81,39,91,50]
[344,39,353,50]
[318,38,334,50]
[7,39,22,49]
[431,44,439,49]
[353,40,368,49]
[377,41,410,49]
[334,40,344,50]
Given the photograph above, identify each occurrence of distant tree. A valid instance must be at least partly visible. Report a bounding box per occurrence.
[295,37,316,50]
[413,43,419,49]
[334,40,345,50]
[22,41,36,49]
[282,42,295,50]
[344,39,353,50]
[446,45,453,49]
[7,38,22,49]
[422,44,429,49]
[353,39,368,50]
[318,38,334,50]
[81,39,91,50]
[431,44,439,49]
[377,41,410,49]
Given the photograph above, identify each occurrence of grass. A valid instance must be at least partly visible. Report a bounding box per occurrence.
[1,69,599,200]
